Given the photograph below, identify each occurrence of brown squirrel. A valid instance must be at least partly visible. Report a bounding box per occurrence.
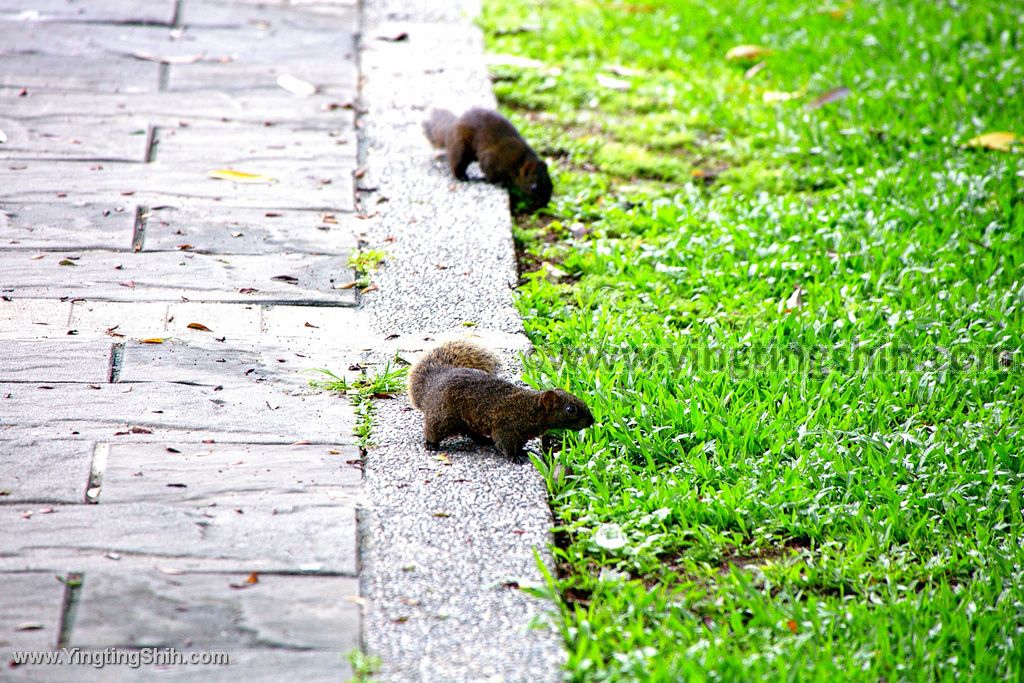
[407,339,594,460]
[423,107,553,210]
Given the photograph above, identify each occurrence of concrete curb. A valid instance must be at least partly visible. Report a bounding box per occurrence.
[356,0,565,680]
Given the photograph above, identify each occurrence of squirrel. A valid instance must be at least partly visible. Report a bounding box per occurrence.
[407,339,594,461]
[423,107,553,210]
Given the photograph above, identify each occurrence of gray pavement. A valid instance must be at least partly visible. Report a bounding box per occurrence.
[1,0,565,680]
[1,0,362,679]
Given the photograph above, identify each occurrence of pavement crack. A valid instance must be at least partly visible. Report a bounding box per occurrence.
[56,571,85,649]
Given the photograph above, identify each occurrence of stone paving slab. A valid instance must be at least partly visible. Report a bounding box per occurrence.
[0,90,358,130]
[165,302,264,341]
[143,205,357,255]
[0,339,113,383]
[0,161,356,211]
[0,298,73,338]
[68,300,170,338]
[119,339,265,385]
[0,573,66,654]
[0,440,94,504]
[261,304,376,349]
[0,382,353,443]
[153,126,356,165]
[0,440,94,505]
[1,21,355,76]
[1,203,137,251]
[181,0,357,29]
[73,572,360,650]
[0,0,364,677]
[0,115,150,161]
[0,496,357,574]
[0,250,355,304]
[0,54,161,94]
[1,22,182,61]
[101,442,361,503]
[0,0,177,24]
[116,338,348,388]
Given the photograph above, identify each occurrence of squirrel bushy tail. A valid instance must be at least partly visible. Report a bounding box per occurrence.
[423,108,457,148]
[407,339,502,408]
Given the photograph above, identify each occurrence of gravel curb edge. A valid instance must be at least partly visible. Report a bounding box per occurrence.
[355,1,565,680]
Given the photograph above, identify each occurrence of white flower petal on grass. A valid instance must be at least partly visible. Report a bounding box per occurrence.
[593,523,628,551]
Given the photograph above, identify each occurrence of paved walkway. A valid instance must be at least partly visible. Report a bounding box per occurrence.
[1,0,564,680]
[1,1,365,679]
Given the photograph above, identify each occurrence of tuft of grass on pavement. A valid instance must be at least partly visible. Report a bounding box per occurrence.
[311,361,408,449]
[483,0,1024,679]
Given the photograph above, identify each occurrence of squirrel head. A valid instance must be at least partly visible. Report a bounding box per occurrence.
[539,389,594,430]
[515,158,552,209]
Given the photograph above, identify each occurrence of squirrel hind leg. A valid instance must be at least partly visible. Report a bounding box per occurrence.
[447,129,475,181]
[465,430,494,448]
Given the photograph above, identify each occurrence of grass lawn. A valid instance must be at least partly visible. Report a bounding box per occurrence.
[480,0,1024,679]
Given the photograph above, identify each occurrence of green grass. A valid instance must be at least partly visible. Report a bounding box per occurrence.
[348,248,389,289]
[481,0,1024,679]
[311,361,408,449]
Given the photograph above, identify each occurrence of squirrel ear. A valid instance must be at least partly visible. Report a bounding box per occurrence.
[521,159,537,176]
[541,390,559,410]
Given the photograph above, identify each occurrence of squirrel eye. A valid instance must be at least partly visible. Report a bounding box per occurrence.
[565,404,577,415]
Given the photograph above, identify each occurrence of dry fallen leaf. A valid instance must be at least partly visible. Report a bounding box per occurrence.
[207,169,277,184]
[141,337,166,344]
[437,453,452,466]
[726,44,773,61]
[335,281,358,290]
[607,64,642,77]
[787,619,798,633]
[15,622,44,631]
[820,1,854,19]
[807,86,851,109]
[156,566,185,575]
[540,261,570,282]
[130,51,204,65]
[596,74,631,91]
[763,87,807,103]
[964,132,1019,152]
[276,74,317,96]
[58,258,77,266]
[744,61,767,79]
[187,322,212,331]
[229,572,260,589]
